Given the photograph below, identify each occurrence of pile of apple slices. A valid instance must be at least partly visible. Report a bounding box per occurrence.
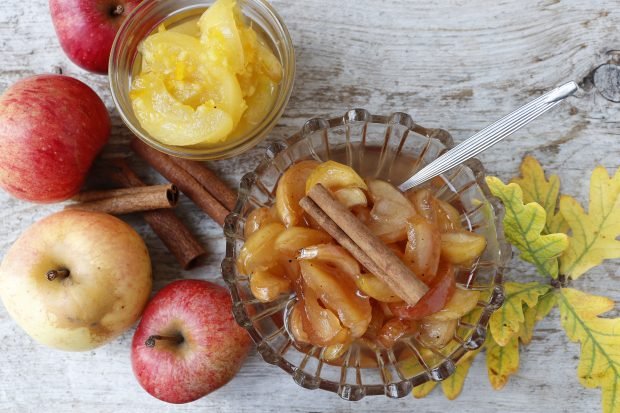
[130,0,283,146]
[237,160,487,363]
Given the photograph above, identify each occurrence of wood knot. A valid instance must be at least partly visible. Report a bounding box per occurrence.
[593,64,620,102]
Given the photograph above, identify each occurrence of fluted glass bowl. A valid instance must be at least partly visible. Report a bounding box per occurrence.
[222,109,510,400]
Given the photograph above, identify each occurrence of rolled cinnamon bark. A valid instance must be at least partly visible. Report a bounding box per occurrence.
[168,157,237,211]
[72,185,177,203]
[131,138,230,226]
[305,184,428,305]
[105,159,207,270]
[299,197,390,281]
[66,184,178,215]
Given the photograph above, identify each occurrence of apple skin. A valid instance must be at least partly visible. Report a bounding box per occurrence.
[49,0,142,74]
[0,74,110,203]
[0,210,152,351]
[131,279,252,404]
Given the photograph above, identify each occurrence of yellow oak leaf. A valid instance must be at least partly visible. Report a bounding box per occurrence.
[557,288,620,413]
[486,176,569,278]
[441,349,480,400]
[412,380,437,398]
[519,291,557,345]
[411,351,481,400]
[511,155,569,234]
[489,281,551,346]
[559,166,620,279]
[486,331,519,390]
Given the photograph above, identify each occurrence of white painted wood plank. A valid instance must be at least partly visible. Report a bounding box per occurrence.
[0,0,619,411]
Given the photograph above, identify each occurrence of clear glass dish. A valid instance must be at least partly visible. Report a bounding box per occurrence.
[109,0,295,160]
[222,109,510,400]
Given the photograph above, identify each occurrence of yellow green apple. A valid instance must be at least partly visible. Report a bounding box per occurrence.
[0,210,152,351]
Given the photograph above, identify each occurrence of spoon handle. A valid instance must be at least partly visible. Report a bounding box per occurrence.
[398,81,578,192]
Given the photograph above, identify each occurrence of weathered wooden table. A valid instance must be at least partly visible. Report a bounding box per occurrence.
[1,0,618,411]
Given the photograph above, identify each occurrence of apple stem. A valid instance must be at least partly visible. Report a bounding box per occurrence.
[145,335,184,348]
[46,268,70,281]
[111,4,124,16]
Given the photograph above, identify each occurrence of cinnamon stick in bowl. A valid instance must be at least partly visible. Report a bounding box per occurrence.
[302,184,428,306]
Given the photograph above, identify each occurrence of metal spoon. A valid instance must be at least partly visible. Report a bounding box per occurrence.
[398,81,579,192]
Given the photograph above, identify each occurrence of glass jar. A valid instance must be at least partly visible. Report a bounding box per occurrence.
[109,0,295,160]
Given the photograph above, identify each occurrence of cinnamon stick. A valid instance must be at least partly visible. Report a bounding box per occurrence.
[65,184,178,215]
[72,185,176,203]
[305,184,428,305]
[168,157,237,211]
[299,197,394,284]
[130,138,230,226]
[105,159,207,270]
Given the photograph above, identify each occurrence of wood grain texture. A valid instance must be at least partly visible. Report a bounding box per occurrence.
[0,0,619,412]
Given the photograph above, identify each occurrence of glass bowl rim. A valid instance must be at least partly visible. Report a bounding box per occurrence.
[108,0,296,160]
[222,108,510,399]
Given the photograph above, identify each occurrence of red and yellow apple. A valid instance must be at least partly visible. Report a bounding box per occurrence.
[0,75,110,202]
[49,0,143,74]
[0,210,152,351]
[131,279,252,404]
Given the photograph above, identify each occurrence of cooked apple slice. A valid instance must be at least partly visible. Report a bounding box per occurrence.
[321,342,351,362]
[301,284,348,346]
[367,179,413,210]
[376,318,417,349]
[229,74,278,139]
[244,206,279,238]
[236,222,285,274]
[363,303,386,340]
[407,188,437,224]
[168,20,201,37]
[404,215,441,283]
[425,288,480,321]
[367,213,409,243]
[355,273,401,302]
[300,261,371,338]
[139,30,247,125]
[289,301,310,343]
[275,160,320,227]
[436,199,462,232]
[131,72,233,146]
[198,0,245,73]
[250,269,291,302]
[278,256,302,285]
[274,227,332,257]
[367,180,415,243]
[298,244,360,280]
[256,38,283,82]
[131,69,247,146]
[388,261,456,320]
[440,231,487,265]
[333,187,367,209]
[417,318,457,348]
[139,31,204,77]
[305,161,367,194]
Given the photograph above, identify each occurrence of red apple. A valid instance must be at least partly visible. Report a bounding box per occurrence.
[49,0,142,74]
[0,74,110,202]
[131,279,252,404]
